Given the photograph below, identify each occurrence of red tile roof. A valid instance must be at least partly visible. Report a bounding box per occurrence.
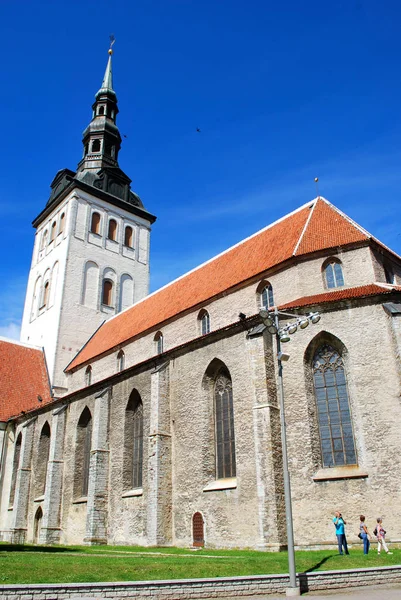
[67,198,397,371]
[0,339,53,421]
[280,283,401,310]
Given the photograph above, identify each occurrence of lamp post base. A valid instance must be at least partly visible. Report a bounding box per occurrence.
[286,586,301,597]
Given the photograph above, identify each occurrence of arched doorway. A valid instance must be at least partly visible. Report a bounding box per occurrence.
[192,512,204,547]
[34,507,43,544]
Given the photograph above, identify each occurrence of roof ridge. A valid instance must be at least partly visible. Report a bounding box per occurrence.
[293,198,317,255]
[320,197,371,239]
[0,336,44,351]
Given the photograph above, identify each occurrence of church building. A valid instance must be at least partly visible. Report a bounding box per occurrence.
[1,49,401,550]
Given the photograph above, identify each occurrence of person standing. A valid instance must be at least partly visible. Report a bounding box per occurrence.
[332,511,349,555]
[359,515,371,555]
[375,518,393,555]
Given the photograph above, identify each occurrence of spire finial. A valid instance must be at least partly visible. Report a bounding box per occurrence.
[108,34,115,55]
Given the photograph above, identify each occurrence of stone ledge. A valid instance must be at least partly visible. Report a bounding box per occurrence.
[1,565,400,599]
[313,466,369,481]
[203,478,237,492]
[122,488,143,498]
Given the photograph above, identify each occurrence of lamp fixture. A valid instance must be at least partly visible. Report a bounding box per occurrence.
[298,317,309,329]
[279,329,291,343]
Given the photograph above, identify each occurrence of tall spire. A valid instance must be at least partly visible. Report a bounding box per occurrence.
[97,43,115,96]
[77,41,121,175]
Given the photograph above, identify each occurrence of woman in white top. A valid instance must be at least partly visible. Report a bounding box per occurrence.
[375,518,393,555]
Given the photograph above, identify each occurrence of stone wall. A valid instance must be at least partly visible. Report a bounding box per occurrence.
[1,566,401,599]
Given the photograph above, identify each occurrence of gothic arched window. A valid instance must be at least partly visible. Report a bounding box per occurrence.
[123,390,143,490]
[154,331,163,355]
[90,212,101,235]
[257,280,274,310]
[9,432,22,507]
[312,344,356,467]
[117,350,125,372]
[85,365,92,386]
[324,260,344,289]
[214,368,236,479]
[198,310,210,335]
[108,219,118,241]
[74,407,92,498]
[261,283,274,309]
[36,422,51,497]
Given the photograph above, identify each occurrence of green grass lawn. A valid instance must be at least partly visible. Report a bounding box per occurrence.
[0,543,399,585]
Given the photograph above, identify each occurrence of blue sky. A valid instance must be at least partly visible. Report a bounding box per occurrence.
[1,0,401,339]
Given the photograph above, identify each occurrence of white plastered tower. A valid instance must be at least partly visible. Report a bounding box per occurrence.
[20,49,156,394]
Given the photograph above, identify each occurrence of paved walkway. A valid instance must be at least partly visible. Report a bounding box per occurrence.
[205,583,401,599]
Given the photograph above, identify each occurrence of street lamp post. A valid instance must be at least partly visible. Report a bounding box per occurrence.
[259,306,321,597]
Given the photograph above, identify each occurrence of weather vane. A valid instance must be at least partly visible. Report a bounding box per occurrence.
[109,34,116,55]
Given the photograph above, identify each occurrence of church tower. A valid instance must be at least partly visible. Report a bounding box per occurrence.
[20,47,156,395]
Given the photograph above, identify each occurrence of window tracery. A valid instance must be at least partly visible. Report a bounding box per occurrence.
[312,344,356,467]
[214,369,236,479]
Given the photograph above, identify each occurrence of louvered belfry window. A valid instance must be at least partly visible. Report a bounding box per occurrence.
[312,344,357,467]
[214,369,236,479]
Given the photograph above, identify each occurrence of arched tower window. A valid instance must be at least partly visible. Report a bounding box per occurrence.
[198,310,210,335]
[102,279,113,306]
[108,219,118,241]
[214,367,236,479]
[35,422,51,497]
[117,350,125,372]
[40,229,48,250]
[41,280,50,309]
[312,343,356,467]
[9,432,22,507]
[85,365,92,386]
[123,390,143,490]
[323,260,344,289]
[74,407,92,498]
[98,106,105,116]
[124,226,134,248]
[91,139,101,153]
[50,221,57,243]
[90,212,101,235]
[59,212,65,235]
[154,331,163,355]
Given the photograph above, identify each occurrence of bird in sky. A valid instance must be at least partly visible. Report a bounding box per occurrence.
[196,127,201,133]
